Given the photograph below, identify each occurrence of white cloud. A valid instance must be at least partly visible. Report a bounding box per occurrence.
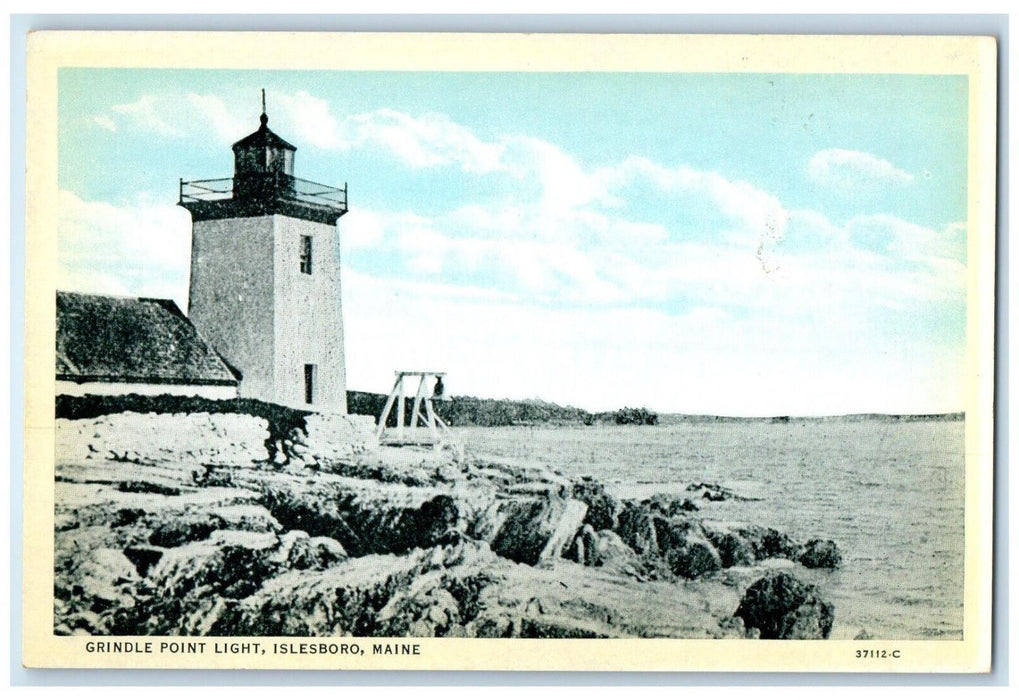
[608,156,789,242]
[57,190,192,311]
[340,208,386,249]
[342,271,965,416]
[504,136,613,213]
[807,148,915,189]
[271,90,345,150]
[398,225,450,275]
[186,94,247,143]
[271,92,505,174]
[109,95,183,136]
[346,170,964,316]
[355,108,505,174]
[850,214,967,264]
[101,93,259,143]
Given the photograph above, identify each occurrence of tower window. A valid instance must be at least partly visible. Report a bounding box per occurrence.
[300,235,313,274]
[304,364,316,404]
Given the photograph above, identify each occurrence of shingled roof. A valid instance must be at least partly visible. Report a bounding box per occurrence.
[56,292,240,386]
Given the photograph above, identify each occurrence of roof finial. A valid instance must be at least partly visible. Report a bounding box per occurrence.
[260,89,268,127]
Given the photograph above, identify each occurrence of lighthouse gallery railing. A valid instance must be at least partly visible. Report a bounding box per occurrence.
[179,174,348,212]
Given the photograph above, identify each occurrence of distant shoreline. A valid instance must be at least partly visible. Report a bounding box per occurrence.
[55,392,964,430]
[348,390,963,427]
[657,412,965,425]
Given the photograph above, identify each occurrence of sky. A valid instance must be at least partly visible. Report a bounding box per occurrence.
[55,68,969,415]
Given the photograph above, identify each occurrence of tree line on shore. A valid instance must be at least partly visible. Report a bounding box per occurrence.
[347,391,659,427]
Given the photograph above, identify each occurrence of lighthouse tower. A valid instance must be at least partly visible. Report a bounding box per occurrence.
[179,94,349,412]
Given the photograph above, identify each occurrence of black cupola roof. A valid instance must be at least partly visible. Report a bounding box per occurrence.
[232,112,297,154]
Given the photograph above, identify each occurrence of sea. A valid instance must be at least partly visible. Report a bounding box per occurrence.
[453,417,965,640]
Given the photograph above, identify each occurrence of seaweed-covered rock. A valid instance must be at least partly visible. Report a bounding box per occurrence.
[686,482,740,502]
[473,490,588,565]
[643,493,700,515]
[616,502,660,557]
[735,524,803,561]
[375,559,498,637]
[122,546,164,576]
[148,513,222,548]
[571,477,623,530]
[654,518,722,578]
[734,572,834,639]
[706,530,757,568]
[118,529,347,636]
[617,502,722,577]
[798,539,842,569]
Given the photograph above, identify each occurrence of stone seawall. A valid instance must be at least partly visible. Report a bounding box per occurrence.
[55,411,377,467]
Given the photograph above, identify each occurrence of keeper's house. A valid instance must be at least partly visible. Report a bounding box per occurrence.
[55,291,240,400]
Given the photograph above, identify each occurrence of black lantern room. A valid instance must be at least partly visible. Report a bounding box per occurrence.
[179,91,347,226]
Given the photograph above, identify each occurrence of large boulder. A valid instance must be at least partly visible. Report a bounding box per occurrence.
[799,539,843,569]
[734,572,834,639]
[617,502,721,578]
[258,475,485,557]
[115,528,347,636]
[54,546,140,635]
[275,530,348,571]
[565,524,642,575]
[473,490,588,565]
[564,524,596,565]
[146,504,282,548]
[700,522,758,568]
[734,524,803,561]
[218,538,502,637]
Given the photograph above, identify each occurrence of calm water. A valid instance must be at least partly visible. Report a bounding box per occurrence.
[454,419,965,640]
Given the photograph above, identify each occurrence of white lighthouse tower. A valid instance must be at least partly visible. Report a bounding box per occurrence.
[179,93,349,412]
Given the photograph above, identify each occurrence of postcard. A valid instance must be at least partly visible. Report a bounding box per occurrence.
[22,31,996,672]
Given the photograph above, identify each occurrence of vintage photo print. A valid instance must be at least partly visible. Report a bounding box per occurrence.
[22,32,996,671]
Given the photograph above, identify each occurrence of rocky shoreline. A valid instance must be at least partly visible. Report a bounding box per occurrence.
[55,410,841,639]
